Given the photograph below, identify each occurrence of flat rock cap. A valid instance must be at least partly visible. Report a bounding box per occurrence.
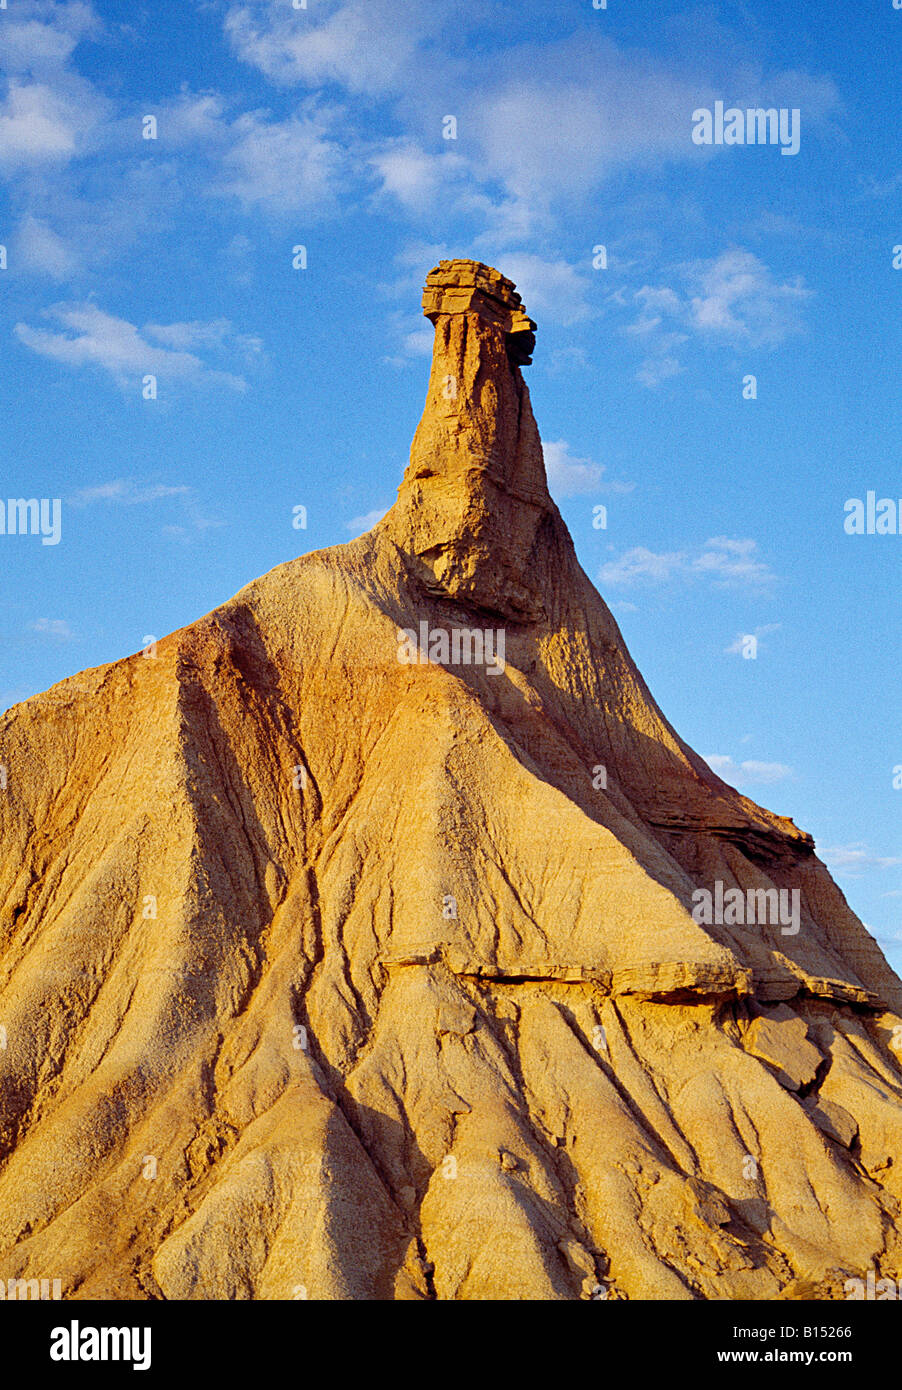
[422,258,537,338]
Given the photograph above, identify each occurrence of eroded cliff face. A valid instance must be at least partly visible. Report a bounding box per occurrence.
[1,259,901,1302]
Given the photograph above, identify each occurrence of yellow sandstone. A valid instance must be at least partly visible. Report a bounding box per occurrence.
[0,261,899,1301]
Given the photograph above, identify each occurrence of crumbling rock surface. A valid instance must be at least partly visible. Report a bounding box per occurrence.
[0,260,900,1301]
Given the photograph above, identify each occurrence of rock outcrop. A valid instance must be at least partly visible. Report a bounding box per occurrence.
[1,259,901,1301]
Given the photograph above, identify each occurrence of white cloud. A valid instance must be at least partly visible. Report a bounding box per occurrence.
[153,92,229,148]
[466,57,708,209]
[369,141,542,246]
[628,287,688,386]
[144,319,263,361]
[70,480,192,506]
[69,478,223,538]
[599,536,776,590]
[0,3,106,173]
[542,440,633,499]
[636,354,685,388]
[0,2,841,311]
[9,160,185,281]
[9,92,349,280]
[161,512,225,540]
[542,441,603,497]
[0,2,99,75]
[464,42,841,213]
[703,754,792,786]
[217,104,351,215]
[224,0,438,96]
[402,324,434,357]
[692,536,776,588]
[223,6,839,254]
[346,506,390,533]
[628,285,683,334]
[471,196,544,248]
[0,81,83,169]
[15,214,77,278]
[685,248,810,345]
[15,303,255,390]
[820,844,902,875]
[627,249,811,386]
[739,761,793,785]
[30,617,75,641]
[599,546,687,586]
[371,140,469,214]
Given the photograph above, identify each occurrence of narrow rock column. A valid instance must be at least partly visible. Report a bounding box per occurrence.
[382,260,557,622]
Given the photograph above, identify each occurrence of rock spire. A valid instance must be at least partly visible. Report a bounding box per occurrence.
[383,260,556,622]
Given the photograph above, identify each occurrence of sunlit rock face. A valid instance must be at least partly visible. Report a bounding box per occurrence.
[385,259,551,623]
[0,261,900,1302]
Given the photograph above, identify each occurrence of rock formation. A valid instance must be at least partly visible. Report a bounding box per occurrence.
[1,259,901,1301]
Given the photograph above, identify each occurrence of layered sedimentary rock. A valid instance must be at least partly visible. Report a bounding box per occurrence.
[1,259,901,1301]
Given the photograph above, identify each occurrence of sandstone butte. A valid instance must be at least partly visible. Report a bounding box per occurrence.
[1,259,901,1303]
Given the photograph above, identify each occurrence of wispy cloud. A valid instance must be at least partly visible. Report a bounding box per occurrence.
[371,140,470,216]
[599,536,777,591]
[628,285,688,386]
[223,2,840,252]
[599,546,687,586]
[144,319,263,362]
[542,440,633,499]
[216,102,353,216]
[0,1,107,173]
[30,617,75,641]
[628,249,811,386]
[691,537,777,589]
[15,303,256,390]
[224,0,437,96]
[1,1,101,74]
[346,506,390,534]
[462,51,710,212]
[703,754,792,786]
[685,248,810,344]
[543,440,603,497]
[0,0,844,302]
[15,214,78,278]
[0,81,86,169]
[10,159,186,281]
[820,844,902,875]
[69,480,191,506]
[68,478,223,538]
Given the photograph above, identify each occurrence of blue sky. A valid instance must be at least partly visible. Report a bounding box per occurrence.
[1,0,900,968]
